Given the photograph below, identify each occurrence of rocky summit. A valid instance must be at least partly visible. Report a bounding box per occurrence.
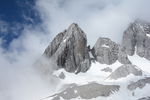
[42,19,150,74]
[44,23,91,73]
[39,19,150,100]
[122,19,150,60]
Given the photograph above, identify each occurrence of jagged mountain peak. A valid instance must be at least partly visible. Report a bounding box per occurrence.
[122,19,150,59]
[131,19,150,34]
[65,23,86,39]
[68,23,78,28]
[39,19,150,100]
[43,23,91,73]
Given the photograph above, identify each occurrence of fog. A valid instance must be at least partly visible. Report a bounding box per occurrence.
[36,0,150,45]
[1,0,150,100]
[0,25,54,100]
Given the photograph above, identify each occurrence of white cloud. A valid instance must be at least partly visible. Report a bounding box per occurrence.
[0,23,54,100]
[36,0,150,45]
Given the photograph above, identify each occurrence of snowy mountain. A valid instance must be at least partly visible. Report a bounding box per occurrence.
[36,19,150,100]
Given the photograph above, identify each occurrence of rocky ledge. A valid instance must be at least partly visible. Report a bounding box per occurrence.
[108,64,142,80]
[127,77,150,91]
[48,83,120,100]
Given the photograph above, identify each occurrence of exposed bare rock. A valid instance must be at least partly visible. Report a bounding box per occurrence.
[127,77,150,91]
[144,36,150,60]
[101,67,112,72]
[91,37,131,65]
[138,97,150,100]
[91,37,119,65]
[48,83,120,100]
[43,23,91,73]
[44,30,66,58]
[118,46,131,64]
[122,19,150,60]
[58,72,65,79]
[109,64,142,80]
[122,22,137,56]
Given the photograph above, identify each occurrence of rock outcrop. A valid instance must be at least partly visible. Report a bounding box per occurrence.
[91,37,131,65]
[122,19,150,60]
[44,23,91,73]
[91,37,119,65]
[38,19,150,100]
[122,22,137,56]
[101,67,112,72]
[109,64,142,80]
[49,83,120,100]
[41,19,150,74]
[138,97,150,100]
[127,77,150,91]
[118,46,131,64]
[58,72,65,79]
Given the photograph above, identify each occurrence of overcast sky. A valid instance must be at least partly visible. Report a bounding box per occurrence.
[36,0,150,45]
[1,0,150,100]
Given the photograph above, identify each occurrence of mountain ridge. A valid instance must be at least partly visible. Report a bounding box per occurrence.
[43,19,150,74]
[37,19,150,100]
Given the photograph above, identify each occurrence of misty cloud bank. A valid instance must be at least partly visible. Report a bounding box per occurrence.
[1,0,150,100]
[37,0,150,45]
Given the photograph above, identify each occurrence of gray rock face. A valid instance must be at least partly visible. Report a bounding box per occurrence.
[58,72,65,79]
[44,23,91,73]
[127,77,150,91]
[109,64,142,80]
[138,97,150,100]
[118,46,131,64]
[122,22,137,56]
[122,19,150,60]
[48,83,120,100]
[91,37,131,65]
[44,31,66,58]
[101,67,112,72]
[92,37,119,65]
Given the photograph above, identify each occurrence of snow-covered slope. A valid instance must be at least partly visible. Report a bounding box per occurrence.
[41,56,150,100]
